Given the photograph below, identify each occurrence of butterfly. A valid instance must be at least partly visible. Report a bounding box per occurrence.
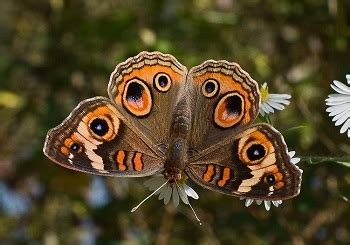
[43,51,302,213]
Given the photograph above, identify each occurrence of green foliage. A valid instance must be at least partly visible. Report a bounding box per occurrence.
[0,0,349,244]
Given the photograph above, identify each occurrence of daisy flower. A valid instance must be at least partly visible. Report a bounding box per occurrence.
[240,150,302,211]
[131,175,201,225]
[143,176,199,207]
[259,82,291,116]
[325,74,350,138]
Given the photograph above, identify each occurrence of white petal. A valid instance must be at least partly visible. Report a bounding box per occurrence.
[172,187,179,207]
[340,119,350,134]
[144,176,165,191]
[348,129,350,137]
[291,156,300,165]
[264,103,275,113]
[256,200,263,205]
[268,101,286,110]
[330,83,346,94]
[334,110,350,126]
[327,93,349,98]
[269,98,291,105]
[272,200,281,207]
[262,83,268,89]
[259,108,266,116]
[178,186,189,204]
[346,74,350,84]
[325,96,350,105]
[184,184,199,199]
[158,185,168,200]
[288,151,296,158]
[332,81,350,94]
[333,109,350,123]
[264,201,271,211]
[155,184,167,195]
[269,93,291,99]
[260,104,268,115]
[245,199,253,207]
[328,104,350,116]
[163,185,172,204]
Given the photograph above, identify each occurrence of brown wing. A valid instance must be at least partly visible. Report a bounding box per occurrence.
[186,124,302,200]
[43,97,164,177]
[108,51,188,148]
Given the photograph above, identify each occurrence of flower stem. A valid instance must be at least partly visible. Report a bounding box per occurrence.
[300,156,350,167]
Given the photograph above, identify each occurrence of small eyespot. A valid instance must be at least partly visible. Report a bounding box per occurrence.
[246,144,266,161]
[264,174,276,184]
[154,73,172,92]
[70,142,81,152]
[202,79,219,98]
[90,118,109,137]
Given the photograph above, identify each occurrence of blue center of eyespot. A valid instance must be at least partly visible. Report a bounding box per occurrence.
[158,75,168,87]
[266,174,276,184]
[70,143,80,152]
[247,144,265,161]
[90,118,109,136]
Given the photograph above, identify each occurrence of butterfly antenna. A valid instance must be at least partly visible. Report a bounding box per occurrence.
[131,179,169,213]
[175,181,202,226]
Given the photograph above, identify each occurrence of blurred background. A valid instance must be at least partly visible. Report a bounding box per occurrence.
[1,0,350,244]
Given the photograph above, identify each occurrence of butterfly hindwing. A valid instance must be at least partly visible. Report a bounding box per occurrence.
[186,124,302,200]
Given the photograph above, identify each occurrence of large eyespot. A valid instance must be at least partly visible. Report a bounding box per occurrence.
[153,73,172,92]
[246,144,266,161]
[90,118,109,136]
[214,92,244,128]
[239,140,267,165]
[201,79,219,98]
[87,115,115,141]
[123,78,152,116]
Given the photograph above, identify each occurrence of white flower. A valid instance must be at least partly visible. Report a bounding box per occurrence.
[131,175,201,225]
[144,176,199,207]
[259,83,291,116]
[325,74,350,138]
[241,151,301,211]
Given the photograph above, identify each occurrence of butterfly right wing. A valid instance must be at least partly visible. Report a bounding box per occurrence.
[43,97,164,177]
[186,124,302,200]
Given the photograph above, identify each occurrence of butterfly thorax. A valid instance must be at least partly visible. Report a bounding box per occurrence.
[163,93,192,182]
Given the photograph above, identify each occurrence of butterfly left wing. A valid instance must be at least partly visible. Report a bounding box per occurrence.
[185,124,302,200]
[43,97,164,176]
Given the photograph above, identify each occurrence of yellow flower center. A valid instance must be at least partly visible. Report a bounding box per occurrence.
[260,83,270,102]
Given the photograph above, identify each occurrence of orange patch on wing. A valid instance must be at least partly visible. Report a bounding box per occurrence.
[274,181,285,190]
[194,72,253,124]
[60,146,69,155]
[214,93,244,128]
[122,79,152,116]
[81,106,118,142]
[218,167,231,187]
[203,164,215,182]
[115,65,183,104]
[116,150,127,171]
[133,152,143,171]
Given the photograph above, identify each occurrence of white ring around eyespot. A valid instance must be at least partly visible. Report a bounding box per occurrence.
[153,72,172,92]
[201,79,220,98]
